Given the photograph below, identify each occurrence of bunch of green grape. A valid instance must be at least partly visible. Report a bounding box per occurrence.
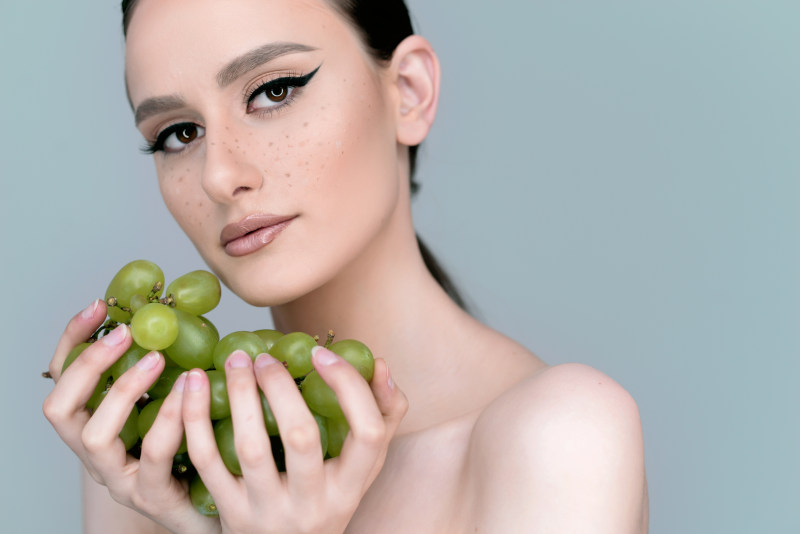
[64,260,374,516]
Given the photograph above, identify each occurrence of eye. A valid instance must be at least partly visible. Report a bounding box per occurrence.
[248,82,293,113]
[145,123,206,154]
[245,66,321,115]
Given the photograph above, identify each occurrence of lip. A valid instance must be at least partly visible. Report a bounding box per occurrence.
[220,214,296,257]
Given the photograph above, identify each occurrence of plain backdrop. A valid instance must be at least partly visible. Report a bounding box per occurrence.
[2,1,798,532]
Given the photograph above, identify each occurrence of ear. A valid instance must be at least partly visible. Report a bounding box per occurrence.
[389,35,441,147]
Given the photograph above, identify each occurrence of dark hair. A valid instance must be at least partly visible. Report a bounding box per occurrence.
[121,0,468,311]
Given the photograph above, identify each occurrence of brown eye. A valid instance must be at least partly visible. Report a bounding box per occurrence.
[177,125,198,144]
[267,86,287,102]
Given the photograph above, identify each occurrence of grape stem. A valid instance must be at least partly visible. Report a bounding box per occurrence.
[324,330,335,349]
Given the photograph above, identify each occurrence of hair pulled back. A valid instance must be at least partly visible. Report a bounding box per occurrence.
[121,0,467,311]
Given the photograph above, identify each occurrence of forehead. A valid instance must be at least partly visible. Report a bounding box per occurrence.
[125,0,361,104]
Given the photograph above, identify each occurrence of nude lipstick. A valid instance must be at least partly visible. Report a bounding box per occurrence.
[220,214,296,257]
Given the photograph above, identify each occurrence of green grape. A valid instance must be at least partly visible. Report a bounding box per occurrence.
[301,370,344,420]
[172,452,195,480]
[86,370,113,413]
[212,331,267,371]
[213,417,240,475]
[326,416,349,458]
[270,332,317,378]
[329,339,374,382]
[137,398,164,439]
[130,303,179,351]
[138,398,187,453]
[199,315,219,340]
[129,294,148,314]
[190,475,218,517]
[164,309,219,370]
[166,270,221,316]
[207,370,230,420]
[314,412,329,457]
[253,329,284,351]
[62,342,92,373]
[259,391,279,436]
[105,260,164,323]
[147,366,184,399]
[109,342,149,380]
[119,405,140,451]
[85,389,139,450]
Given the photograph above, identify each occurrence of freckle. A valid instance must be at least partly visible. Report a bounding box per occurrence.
[249,132,253,136]
[185,201,189,206]
[211,142,216,146]
[285,173,291,178]
[285,134,290,139]
[235,138,239,143]
[177,176,184,182]
[228,148,233,154]
[304,122,309,128]
[318,142,323,147]
[198,202,203,207]
[269,142,274,147]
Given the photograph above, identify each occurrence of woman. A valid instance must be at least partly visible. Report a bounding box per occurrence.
[44,0,649,532]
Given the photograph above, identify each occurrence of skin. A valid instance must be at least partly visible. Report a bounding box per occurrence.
[43,0,649,532]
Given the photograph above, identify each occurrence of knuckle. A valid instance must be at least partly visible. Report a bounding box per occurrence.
[42,395,67,423]
[282,424,321,454]
[355,421,385,446]
[186,446,215,471]
[139,438,169,464]
[236,438,271,467]
[81,426,107,454]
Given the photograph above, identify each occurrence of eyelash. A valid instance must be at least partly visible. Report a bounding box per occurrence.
[143,65,322,155]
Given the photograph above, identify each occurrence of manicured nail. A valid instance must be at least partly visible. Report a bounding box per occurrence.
[386,364,395,390]
[187,370,204,392]
[81,300,101,320]
[226,350,251,369]
[174,372,188,392]
[136,351,160,371]
[311,346,338,366]
[101,325,128,347]
[255,353,279,369]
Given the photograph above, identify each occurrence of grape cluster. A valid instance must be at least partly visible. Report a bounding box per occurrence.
[66,260,374,516]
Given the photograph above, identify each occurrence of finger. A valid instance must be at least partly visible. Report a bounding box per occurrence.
[82,351,164,473]
[255,353,325,501]
[50,299,107,381]
[310,349,394,489]
[351,358,407,484]
[182,369,239,508]
[43,324,133,455]
[224,351,280,500]
[138,372,188,493]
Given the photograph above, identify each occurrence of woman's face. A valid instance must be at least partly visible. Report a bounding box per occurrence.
[125,0,405,306]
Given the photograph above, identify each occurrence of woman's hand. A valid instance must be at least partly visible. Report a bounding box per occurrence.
[182,346,408,534]
[42,300,221,534]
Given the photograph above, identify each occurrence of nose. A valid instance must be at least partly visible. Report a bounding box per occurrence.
[201,127,263,204]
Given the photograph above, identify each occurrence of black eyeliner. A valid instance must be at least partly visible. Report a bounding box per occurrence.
[246,64,322,105]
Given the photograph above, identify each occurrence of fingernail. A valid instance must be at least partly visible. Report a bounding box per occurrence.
[187,370,204,392]
[255,353,279,369]
[226,350,251,369]
[386,364,395,390]
[101,325,128,347]
[136,351,160,371]
[81,300,101,320]
[311,346,338,366]
[174,372,188,392]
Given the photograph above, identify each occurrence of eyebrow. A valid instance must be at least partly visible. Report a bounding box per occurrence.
[133,41,317,126]
[216,41,317,88]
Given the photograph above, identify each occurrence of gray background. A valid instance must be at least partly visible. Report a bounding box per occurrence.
[2,1,798,532]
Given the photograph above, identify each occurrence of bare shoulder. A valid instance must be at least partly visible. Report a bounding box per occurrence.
[463,363,648,533]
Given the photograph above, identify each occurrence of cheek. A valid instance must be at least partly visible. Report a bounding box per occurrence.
[157,162,210,241]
